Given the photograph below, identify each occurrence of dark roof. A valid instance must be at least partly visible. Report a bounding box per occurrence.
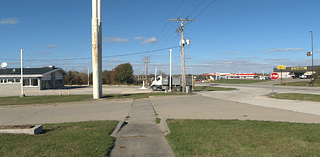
[0,67,65,75]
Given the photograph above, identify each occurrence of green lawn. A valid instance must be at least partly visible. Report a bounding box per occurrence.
[269,93,320,102]
[277,81,320,87]
[213,79,269,84]
[194,86,237,91]
[0,120,118,157]
[0,95,93,106]
[0,92,194,106]
[166,119,320,157]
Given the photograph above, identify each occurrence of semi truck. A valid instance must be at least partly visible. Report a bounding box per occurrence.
[151,75,193,92]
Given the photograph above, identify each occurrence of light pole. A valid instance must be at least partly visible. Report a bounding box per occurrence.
[309,31,314,82]
[20,49,25,97]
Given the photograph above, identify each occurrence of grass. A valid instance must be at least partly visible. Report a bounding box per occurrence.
[0,95,93,106]
[0,120,118,157]
[194,86,237,91]
[213,79,270,84]
[0,92,194,106]
[269,93,320,102]
[155,118,161,124]
[277,81,320,87]
[166,119,320,157]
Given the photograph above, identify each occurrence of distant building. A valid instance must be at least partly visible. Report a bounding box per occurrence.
[0,66,68,90]
[202,72,258,80]
[273,65,320,78]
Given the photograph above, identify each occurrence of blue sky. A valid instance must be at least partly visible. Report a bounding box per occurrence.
[1,0,319,75]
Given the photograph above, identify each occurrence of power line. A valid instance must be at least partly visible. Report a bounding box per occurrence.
[180,0,198,17]
[187,0,206,18]
[0,46,180,61]
[147,0,186,51]
[170,0,186,18]
[185,0,217,28]
[194,0,217,19]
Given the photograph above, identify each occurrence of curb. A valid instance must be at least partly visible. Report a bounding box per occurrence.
[159,118,171,136]
[150,96,171,136]
[110,121,127,137]
[0,125,42,135]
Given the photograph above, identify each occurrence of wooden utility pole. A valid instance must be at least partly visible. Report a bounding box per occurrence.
[144,57,150,84]
[169,18,194,93]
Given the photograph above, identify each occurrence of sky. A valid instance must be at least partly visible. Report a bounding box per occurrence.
[1,0,320,75]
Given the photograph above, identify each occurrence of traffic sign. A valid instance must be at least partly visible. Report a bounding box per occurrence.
[277,65,286,70]
[270,72,279,80]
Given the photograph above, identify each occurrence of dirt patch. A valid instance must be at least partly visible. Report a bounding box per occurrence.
[0,125,34,130]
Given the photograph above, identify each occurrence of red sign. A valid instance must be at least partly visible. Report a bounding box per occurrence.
[270,72,279,80]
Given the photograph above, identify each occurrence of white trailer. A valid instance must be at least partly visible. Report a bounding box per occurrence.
[151,75,192,92]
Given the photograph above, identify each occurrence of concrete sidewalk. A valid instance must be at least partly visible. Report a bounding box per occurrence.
[110,99,174,157]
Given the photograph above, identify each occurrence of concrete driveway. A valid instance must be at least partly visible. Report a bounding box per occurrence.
[0,99,132,125]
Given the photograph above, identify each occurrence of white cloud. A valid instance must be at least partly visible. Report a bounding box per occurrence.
[103,37,128,43]
[134,37,143,40]
[37,52,52,55]
[317,49,320,52]
[47,45,58,48]
[140,37,158,45]
[264,58,288,61]
[229,52,241,55]
[0,18,19,25]
[266,48,304,52]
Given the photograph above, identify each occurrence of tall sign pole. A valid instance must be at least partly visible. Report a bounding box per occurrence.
[20,49,25,97]
[169,18,194,93]
[169,49,172,91]
[92,0,102,99]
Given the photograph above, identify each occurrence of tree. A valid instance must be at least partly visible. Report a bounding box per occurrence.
[113,63,134,84]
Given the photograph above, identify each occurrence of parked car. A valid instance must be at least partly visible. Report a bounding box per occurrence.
[299,75,307,79]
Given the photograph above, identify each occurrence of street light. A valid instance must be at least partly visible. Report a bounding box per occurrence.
[309,31,314,82]
[20,49,25,97]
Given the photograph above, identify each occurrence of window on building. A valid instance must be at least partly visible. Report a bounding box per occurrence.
[15,78,20,83]
[8,78,14,83]
[32,79,38,86]
[23,79,29,86]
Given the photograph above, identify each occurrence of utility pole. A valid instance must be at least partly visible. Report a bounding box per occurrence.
[169,18,194,93]
[92,0,102,99]
[309,31,314,83]
[144,57,150,85]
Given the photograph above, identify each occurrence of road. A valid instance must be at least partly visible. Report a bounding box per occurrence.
[195,79,320,116]
[1,80,319,126]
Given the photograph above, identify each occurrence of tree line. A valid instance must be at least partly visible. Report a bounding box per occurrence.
[64,63,135,85]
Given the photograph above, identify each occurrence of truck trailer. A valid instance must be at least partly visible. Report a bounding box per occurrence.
[151,75,192,92]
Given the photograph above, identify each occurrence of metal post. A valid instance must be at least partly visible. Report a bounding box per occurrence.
[87,68,90,86]
[20,49,25,97]
[92,0,102,99]
[169,49,172,91]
